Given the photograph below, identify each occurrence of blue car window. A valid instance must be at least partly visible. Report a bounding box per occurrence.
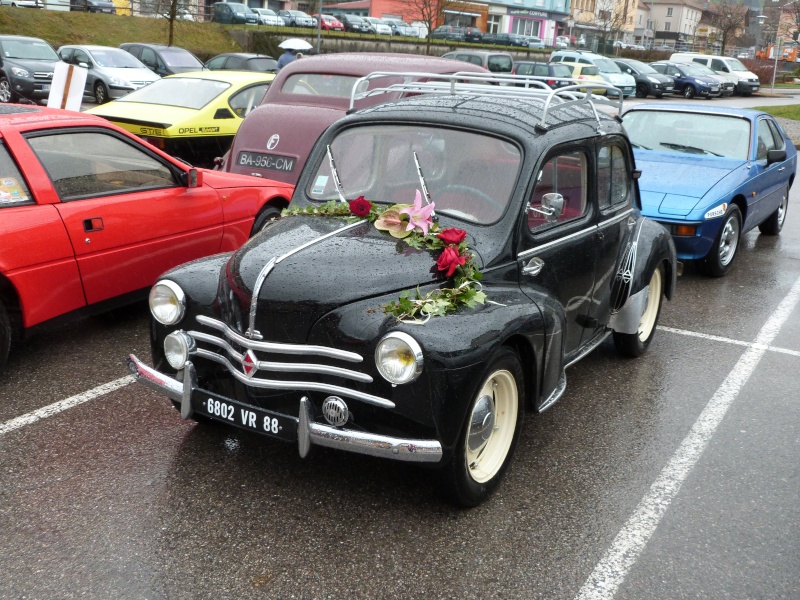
[756,120,777,160]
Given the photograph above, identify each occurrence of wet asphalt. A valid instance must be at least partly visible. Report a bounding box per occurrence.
[1,95,799,599]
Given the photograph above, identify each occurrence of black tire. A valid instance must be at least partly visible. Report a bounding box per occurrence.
[0,76,17,103]
[758,184,789,235]
[94,81,109,104]
[250,204,283,236]
[439,347,524,507]
[613,264,664,358]
[704,205,742,277]
[655,92,664,99]
[635,83,648,98]
[683,85,695,99]
[0,300,11,375]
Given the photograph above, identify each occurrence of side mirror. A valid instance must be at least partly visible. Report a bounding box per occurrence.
[182,168,203,188]
[78,61,90,69]
[541,192,564,222]
[767,149,787,165]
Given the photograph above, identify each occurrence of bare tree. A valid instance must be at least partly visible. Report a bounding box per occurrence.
[129,0,197,46]
[781,0,800,42]
[403,0,462,54]
[595,0,628,53]
[703,0,749,54]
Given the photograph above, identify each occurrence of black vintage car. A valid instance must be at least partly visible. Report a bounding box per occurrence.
[128,74,677,506]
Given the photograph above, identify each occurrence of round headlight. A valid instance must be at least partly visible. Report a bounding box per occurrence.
[149,280,186,325]
[375,332,423,385]
[164,331,193,370]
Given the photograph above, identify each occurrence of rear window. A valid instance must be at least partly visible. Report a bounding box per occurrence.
[116,77,230,109]
[281,73,359,97]
[551,64,572,77]
[488,55,513,73]
[581,66,599,75]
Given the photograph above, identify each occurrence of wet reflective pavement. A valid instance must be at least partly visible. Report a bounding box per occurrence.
[3,101,800,599]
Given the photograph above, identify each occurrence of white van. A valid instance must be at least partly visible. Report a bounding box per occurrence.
[670,53,760,95]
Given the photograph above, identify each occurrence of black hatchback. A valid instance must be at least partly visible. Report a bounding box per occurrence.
[513,61,573,89]
[613,58,674,98]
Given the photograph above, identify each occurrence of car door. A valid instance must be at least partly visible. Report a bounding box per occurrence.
[747,117,789,226]
[518,145,598,364]
[24,127,225,305]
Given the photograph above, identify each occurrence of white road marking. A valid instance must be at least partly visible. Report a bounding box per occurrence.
[0,376,134,436]
[658,325,800,357]
[576,274,800,600]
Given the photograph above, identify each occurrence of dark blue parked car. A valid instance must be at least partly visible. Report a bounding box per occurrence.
[649,61,721,99]
[623,104,796,276]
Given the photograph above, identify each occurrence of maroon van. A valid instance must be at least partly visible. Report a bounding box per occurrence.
[217,53,487,185]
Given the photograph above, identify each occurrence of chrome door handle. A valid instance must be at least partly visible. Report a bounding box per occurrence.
[778,167,785,171]
[522,257,545,276]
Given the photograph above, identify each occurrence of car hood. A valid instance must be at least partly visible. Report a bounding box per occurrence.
[225,103,343,184]
[224,215,474,343]
[602,72,635,86]
[635,153,742,217]
[87,101,241,137]
[96,66,160,83]
[4,57,58,71]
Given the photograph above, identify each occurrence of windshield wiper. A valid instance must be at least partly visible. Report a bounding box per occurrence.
[631,142,652,150]
[412,151,435,215]
[326,145,347,203]
[659,142,722,156]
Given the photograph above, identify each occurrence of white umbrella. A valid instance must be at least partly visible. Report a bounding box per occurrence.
[278,38,313,51]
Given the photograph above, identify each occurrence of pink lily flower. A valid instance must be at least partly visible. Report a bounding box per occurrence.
[399,190,435,236]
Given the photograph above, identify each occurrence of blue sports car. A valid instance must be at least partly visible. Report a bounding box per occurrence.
[622,105,796,276]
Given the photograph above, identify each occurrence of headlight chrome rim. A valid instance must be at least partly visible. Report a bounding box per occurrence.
[375,331,424,385]
[164,331,193,370]
[149,280,186,325]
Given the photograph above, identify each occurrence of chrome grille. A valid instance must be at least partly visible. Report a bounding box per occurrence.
[188,315,394,409]
[33,72,53,81]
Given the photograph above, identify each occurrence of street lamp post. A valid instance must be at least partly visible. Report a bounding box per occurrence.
[758,14,780,92]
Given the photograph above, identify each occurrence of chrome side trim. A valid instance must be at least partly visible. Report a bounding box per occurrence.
[518,225,598,259]
[597,209,634,230]
[538,372,566,412]
[193,349,394,409]
[196,315,363,362]
[189,330,372,383]
[565,331,612,368]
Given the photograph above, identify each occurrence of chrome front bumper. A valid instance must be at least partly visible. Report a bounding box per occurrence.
[126,354,443,464]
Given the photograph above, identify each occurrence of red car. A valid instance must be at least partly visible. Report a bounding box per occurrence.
[217,53,487,185]
[312,14,344,31]
[0,106,293,373]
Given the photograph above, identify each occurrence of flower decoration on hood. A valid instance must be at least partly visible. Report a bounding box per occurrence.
[282,190,487,322]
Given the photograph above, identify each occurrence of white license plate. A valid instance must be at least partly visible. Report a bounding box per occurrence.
[42,84,50,91]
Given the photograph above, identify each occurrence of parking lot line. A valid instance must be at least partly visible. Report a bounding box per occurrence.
[658,325,800,357]
[0,376,134,436]
[576,274,800,600]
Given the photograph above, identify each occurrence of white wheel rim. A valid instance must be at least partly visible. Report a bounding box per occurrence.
[778,190,788,226]
[718,214,740,266]
[465,369,518,484]
[638,268,662,342]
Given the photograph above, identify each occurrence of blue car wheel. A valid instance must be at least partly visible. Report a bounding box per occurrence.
[705,205,742,277]
[759,183,790,235]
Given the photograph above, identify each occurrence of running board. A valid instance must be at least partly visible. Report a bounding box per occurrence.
[565,331,612,369]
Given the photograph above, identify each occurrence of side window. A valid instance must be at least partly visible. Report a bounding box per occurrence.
[228,83,269,117]
[766,119,786,150]
[58,48,73,63]
[225,56,244,70]
[597,144,630,210]
[756,119,778,160]
[27,131,177,201]
[711,59,725,70]
[206,55,227,70]
[140,48,157,69]
[74,49,90,66]
[529,150,588,232]
[0,142,33,207]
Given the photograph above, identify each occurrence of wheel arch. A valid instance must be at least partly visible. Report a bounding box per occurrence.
[0,274,23,343]
[501,334,538,410]
[730,193,748,226]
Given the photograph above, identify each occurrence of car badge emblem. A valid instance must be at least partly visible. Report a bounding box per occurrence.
[267,134,280,150]
[242,350,258,378]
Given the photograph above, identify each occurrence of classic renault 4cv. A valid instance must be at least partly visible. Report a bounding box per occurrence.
[128,74,677,506]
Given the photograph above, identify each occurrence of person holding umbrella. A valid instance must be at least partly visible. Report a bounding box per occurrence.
[277,38,313,70]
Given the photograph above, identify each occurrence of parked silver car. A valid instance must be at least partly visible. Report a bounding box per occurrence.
[251,7,285,26]
[57,44,160,104]
[363,16,392,35]
[277,9,314,27]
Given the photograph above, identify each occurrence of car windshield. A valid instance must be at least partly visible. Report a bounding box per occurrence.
[726,59,748,72]
[227,3,248,10]
[679,64,708,77]
[281,73,359,97]
[594,58,622,73]
[688,63,719,76]
[116,77,231,109]
[623,111,751,160]
[89,48,144,68]
[1,39,58,61]
[307,124,521,225]
[624,59,656,74]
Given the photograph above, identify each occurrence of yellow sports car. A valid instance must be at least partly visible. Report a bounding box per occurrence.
[86,70,273,168]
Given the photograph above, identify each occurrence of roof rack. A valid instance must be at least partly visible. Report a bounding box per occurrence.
[348,71,623,133]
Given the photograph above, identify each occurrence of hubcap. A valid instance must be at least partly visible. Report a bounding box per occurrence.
[0,81,10,103]
[465,370,518,484]
[778,192,787,226]
[718,215,740,266]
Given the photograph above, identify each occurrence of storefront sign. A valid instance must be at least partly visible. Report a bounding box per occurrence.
[509,9,549,18]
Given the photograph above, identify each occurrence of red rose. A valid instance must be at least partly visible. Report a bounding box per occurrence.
[437,227,467,246]
[436,246,466,277]
[349,196,372,217]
